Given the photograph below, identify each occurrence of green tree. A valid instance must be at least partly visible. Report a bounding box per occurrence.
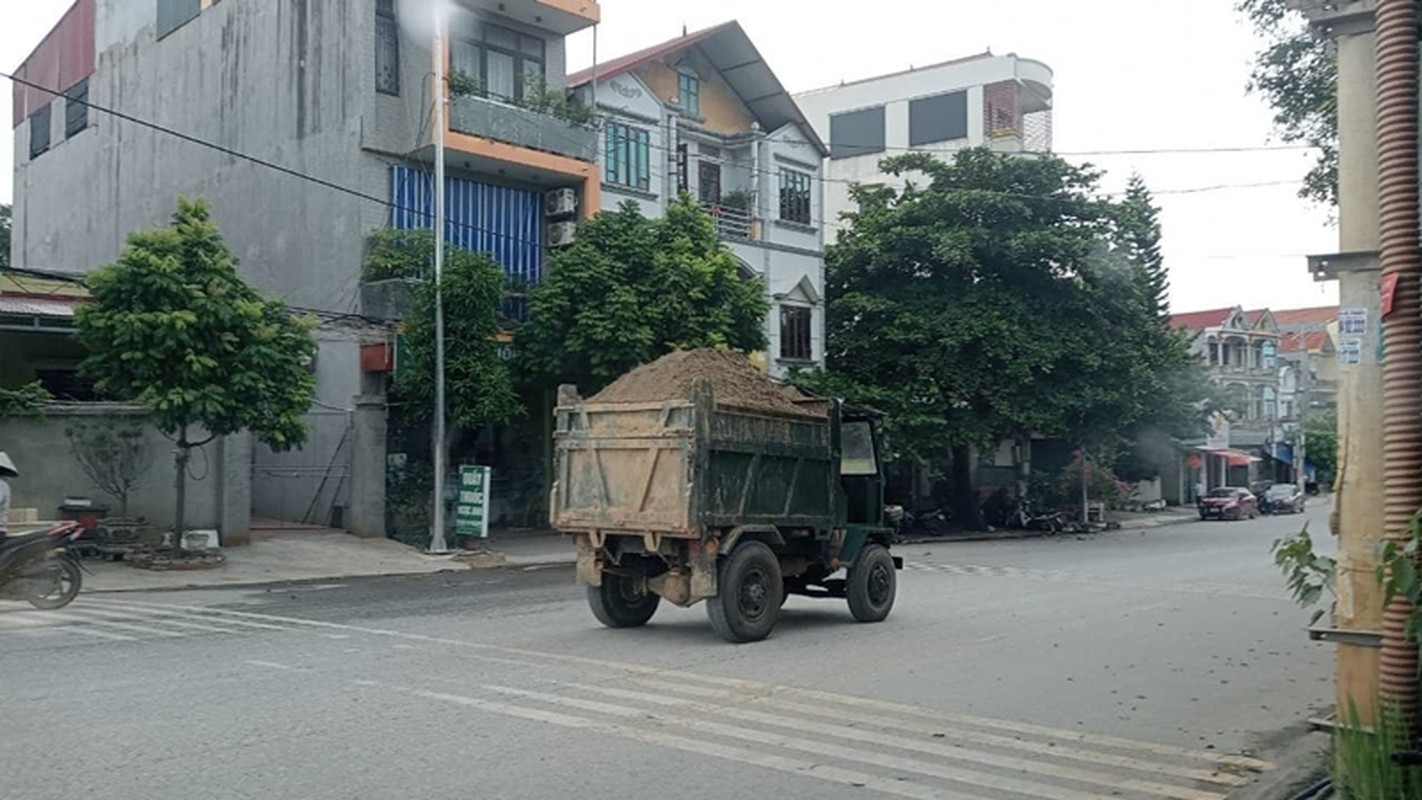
[805,150,1209,526]
[1305,407,1338,485]
[393,233,521,430]
[1239,0,1338,206]
[75,199,317,546]
[520,196,770,392]
[0,203,11,267]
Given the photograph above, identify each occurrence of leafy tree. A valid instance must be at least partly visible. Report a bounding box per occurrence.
[804,150,1209,526]
[1239,0,1338,206]
[75,199,317,546]
[0,381,51,417]
[1305,407,1338,485]
[393,234,521,431]
[520,196,770,392]
[0,203,10,267]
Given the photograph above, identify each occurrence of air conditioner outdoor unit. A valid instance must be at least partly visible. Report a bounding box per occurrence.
[546,188,578,217]
[548,221,578,248]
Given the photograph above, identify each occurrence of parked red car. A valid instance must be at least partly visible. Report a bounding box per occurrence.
[1199,487,1258,521]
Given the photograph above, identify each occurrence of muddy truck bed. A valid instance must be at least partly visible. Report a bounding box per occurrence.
[550,380,838,538]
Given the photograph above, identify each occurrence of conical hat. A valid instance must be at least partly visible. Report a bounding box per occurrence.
[0,451,16,477]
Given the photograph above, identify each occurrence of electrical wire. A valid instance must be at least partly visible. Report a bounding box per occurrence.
[3,72,1311,256]
[2,71,553,253]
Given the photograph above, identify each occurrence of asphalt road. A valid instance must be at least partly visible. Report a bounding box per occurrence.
[1,505,1334,800]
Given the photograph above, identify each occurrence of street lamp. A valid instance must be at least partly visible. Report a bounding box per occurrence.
[428,0,451,555]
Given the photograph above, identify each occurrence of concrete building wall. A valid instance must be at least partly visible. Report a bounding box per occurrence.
[13,0,380,315]
[0,404,248,540]
[794,54,1052,239]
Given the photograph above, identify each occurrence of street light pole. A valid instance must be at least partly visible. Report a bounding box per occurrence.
[428,0,450,555]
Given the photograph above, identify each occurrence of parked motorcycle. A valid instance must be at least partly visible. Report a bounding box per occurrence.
[1012,502,1065,535]
[0,522,85,609]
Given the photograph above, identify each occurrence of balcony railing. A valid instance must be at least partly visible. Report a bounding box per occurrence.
[449,95,598,163]
[707,203,754,241]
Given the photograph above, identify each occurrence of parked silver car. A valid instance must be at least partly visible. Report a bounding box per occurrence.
[1263,483,1306,514]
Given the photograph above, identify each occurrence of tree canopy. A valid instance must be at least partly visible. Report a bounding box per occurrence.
[391,231,522,430]
[75,198,317,539]
[1239,0,1337,206]
[800,149,1210,521]
[519,196,770,393]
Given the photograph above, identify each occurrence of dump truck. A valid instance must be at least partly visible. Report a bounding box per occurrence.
[550,350,900,643]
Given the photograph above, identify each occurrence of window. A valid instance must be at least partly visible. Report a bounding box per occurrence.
[840,421,878,476]
[64,79,88,137]
[29,105,51,159]
[829,106,885,160]
[157,0,202,39]
[908,90,969,146]
[780,305,813,361]
[605,122,651,191]
[678,70,700,116]
[375,0,400,96]
[450,23,545,102]
[779,169,812,225]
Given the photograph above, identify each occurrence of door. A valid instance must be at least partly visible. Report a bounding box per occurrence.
[698,160,721,204]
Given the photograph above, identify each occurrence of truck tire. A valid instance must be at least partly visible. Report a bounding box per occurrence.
[587,574,660,629]
[847,544,896,623]
[707,541,783,643]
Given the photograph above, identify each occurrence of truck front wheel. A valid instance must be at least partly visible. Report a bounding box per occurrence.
[847,544,896,623]
[707,541,783,643]
[587,574,660,629]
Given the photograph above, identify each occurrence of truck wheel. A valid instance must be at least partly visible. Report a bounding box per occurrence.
[847,545,896,623]
[587,574,660,629]
[707,541,783,643]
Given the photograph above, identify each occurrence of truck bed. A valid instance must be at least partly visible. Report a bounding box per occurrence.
[550,386,837,538]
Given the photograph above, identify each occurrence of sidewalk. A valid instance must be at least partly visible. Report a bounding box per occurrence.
[82,525,578,593]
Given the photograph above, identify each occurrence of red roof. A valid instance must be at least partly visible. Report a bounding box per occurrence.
[568,22,735,88]
[1272,305,1338,327]
[1241,309,1267,326]
[1168,307,1235,331]
[1279,330,1330,353]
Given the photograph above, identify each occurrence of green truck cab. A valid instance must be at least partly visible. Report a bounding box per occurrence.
[551,379,901,643]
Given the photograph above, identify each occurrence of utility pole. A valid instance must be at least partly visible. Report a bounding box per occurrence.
[428,0,450,555]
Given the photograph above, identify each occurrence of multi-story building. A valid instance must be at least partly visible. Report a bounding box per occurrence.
[9,0,602,533]
[792,52,1053,237]
[1272,305,1340,413]
[1169,306,1287,449]
[567,21,829,377]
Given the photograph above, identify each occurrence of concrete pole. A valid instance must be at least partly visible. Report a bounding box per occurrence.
[348,395,387,539]
[429,0,450,555]
[1333,18,1386,725]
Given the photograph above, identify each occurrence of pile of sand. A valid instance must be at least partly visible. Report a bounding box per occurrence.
[589,349,818,416]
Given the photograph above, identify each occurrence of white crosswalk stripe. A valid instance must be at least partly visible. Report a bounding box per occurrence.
[47,598,1275,799]
[903,561,1291,601]
[0,600,294,643]
[364,674,1267,800]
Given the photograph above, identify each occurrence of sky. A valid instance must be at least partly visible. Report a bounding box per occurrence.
[1,0,1339,314]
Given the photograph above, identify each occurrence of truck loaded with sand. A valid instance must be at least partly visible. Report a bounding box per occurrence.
[550,349,901,643]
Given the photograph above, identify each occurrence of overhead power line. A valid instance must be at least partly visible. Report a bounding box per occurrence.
[3,71,1308,253]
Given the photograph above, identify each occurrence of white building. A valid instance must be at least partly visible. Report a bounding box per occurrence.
[793,52,1054,237]
[568,22,828,377]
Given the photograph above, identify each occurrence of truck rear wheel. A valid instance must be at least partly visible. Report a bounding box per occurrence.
[847,544,896,623]
[707,541,783,643]
[587,574,660,629]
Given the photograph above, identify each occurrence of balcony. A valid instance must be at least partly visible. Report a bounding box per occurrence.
[449,95,598,163]
[708,203,754,241]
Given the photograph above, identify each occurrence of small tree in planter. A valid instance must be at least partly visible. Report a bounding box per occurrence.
[66,421,153,519]
[76,199,317,551]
